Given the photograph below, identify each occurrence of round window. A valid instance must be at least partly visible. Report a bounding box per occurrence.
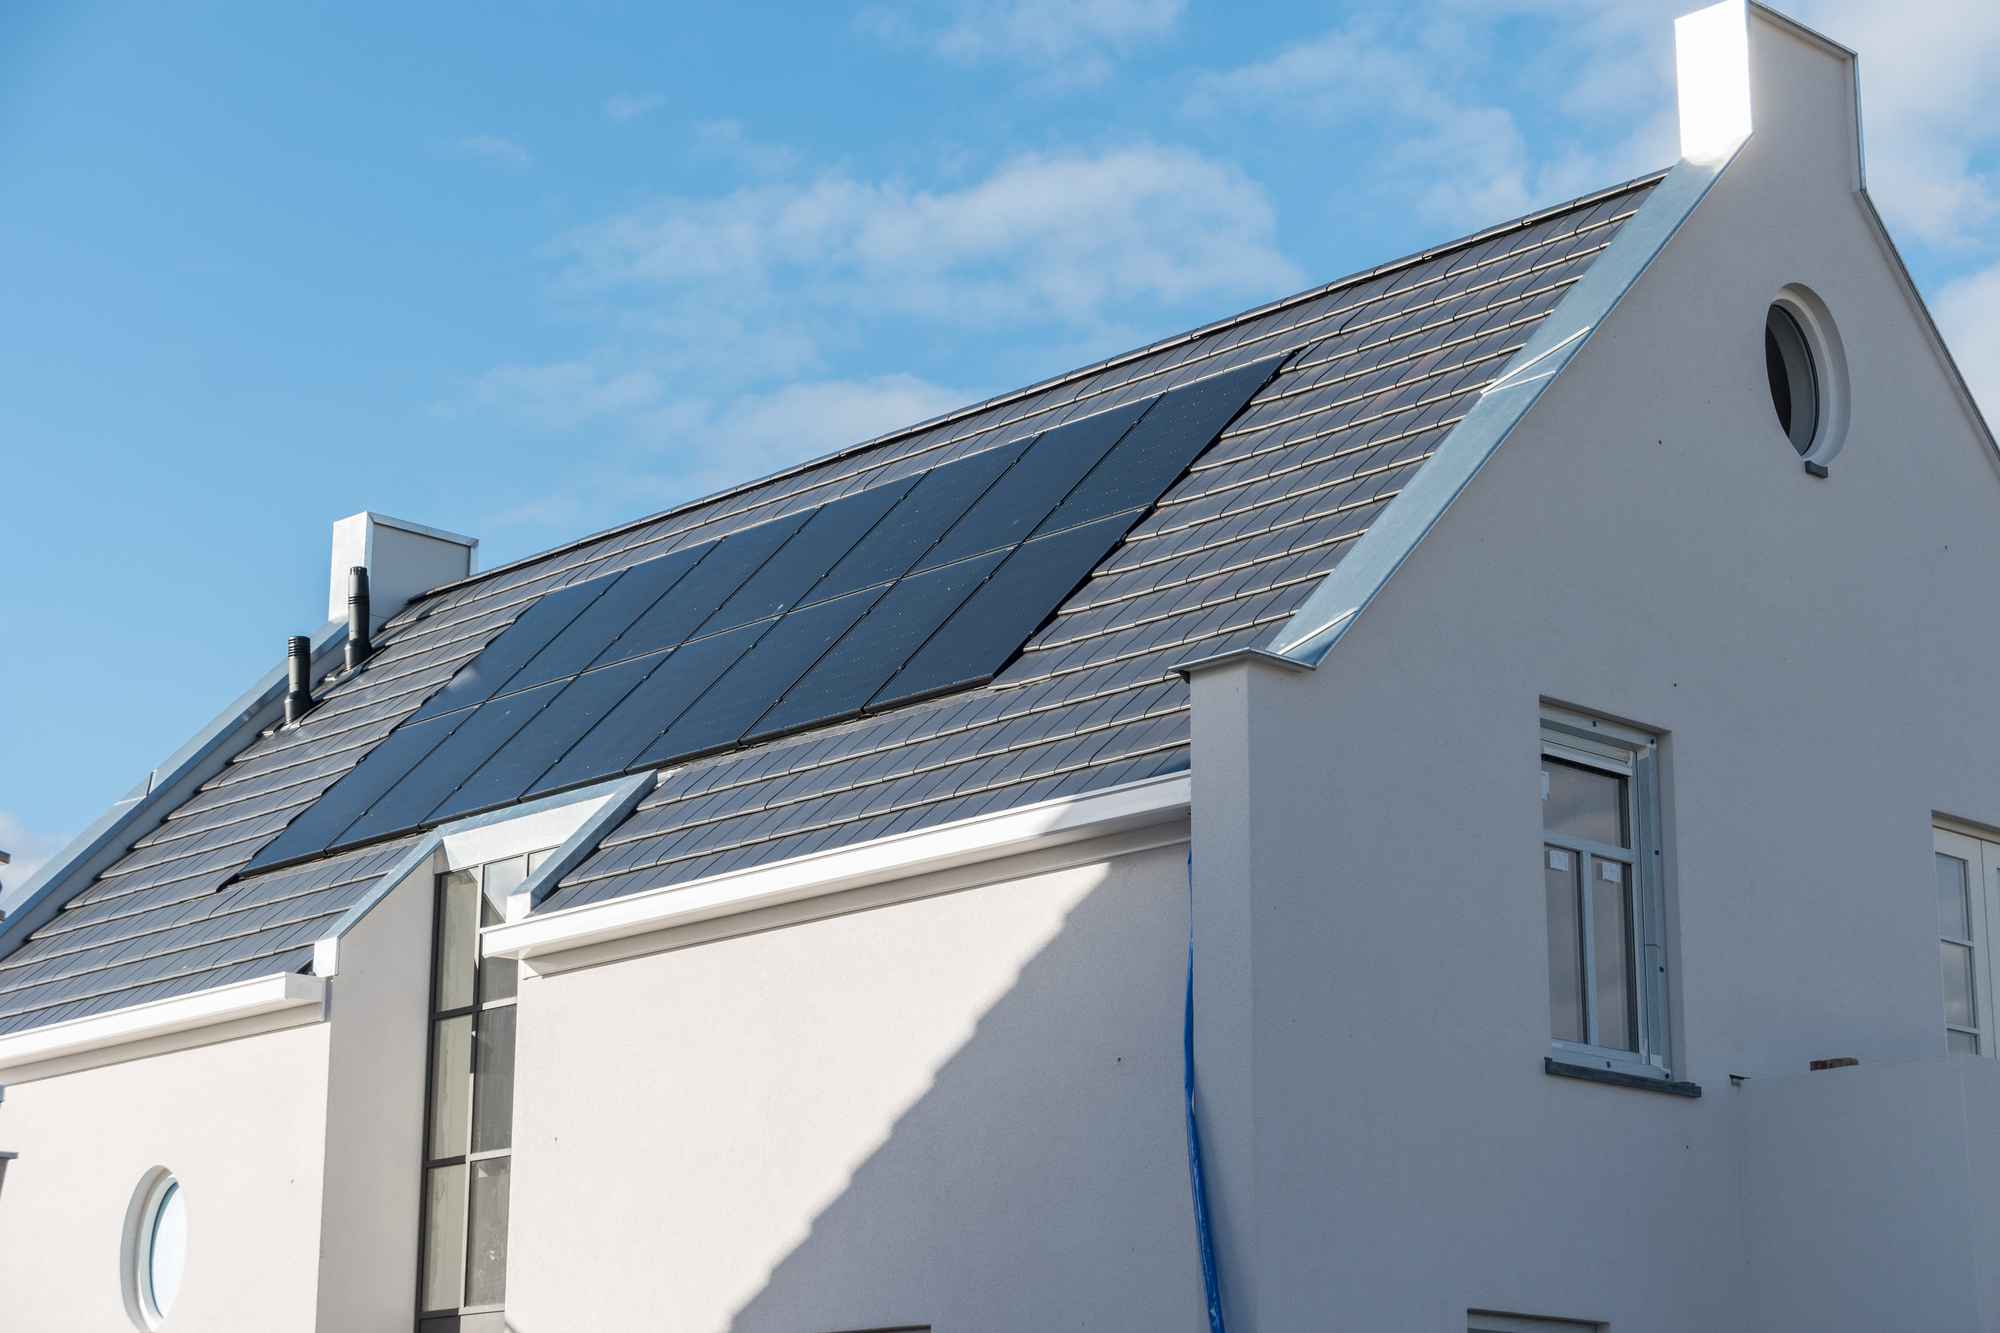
[1765,303,1820,456]
[124,1170,186,1329]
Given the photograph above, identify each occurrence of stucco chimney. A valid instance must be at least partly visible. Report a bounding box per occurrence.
[1675,0,1754,164]
[327,512,478,629]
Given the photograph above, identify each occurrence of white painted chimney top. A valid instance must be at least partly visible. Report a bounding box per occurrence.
[328,512,478,627]
[1676,0,1753,164]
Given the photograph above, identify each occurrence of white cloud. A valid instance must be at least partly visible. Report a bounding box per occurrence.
[1935,262,2000,424]
[860,0,1183,82]
[0,813,64,917]
[440,134,533,169]
[604,92,666,123]
[555,144,1299,329]
[471,361,664,432]
[1188,17,1672,232]
[690,118,800,177]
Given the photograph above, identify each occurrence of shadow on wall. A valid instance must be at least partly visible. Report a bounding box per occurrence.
[715,856,1205,1333]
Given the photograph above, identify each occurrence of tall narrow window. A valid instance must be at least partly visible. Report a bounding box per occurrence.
[416,849,549,1333]
[1542,709,1669,1076]
[1935,826,1997,1055]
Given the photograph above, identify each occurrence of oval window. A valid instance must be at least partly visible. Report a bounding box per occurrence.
[125,1171,186,1328]
[1765,303,1820,456]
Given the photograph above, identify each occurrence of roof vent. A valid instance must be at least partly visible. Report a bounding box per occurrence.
[327,512,478,630]
[344,566,374,671]
[284,635,315,726]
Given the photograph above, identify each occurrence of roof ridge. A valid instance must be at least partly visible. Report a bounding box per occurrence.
[419,168,1669,605]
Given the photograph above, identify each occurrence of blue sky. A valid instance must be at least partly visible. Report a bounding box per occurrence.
[4,0,1998,900]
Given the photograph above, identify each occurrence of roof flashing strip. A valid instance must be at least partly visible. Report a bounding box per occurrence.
[310,771,654,977]
[1234,149,1744,673]
[0,973,327,1084]
[0,619,349,967]
[484,770,1192,966]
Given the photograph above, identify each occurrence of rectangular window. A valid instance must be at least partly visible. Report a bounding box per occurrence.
[1542,708,1668,1077]
[1935,825,1999,1055]
[415,848,552,1331]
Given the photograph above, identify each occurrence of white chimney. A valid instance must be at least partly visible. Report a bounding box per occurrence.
[1675,0,1754,164]
[328,512,478,628]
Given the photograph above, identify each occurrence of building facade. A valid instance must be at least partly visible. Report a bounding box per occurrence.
[5,6,1997,1330]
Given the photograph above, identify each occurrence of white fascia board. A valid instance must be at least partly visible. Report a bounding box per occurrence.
[310,772,654,976]
[0,620,349,959]
[0,973,326,1080]
[1248,151,1743,671]
[483,770,1192,965]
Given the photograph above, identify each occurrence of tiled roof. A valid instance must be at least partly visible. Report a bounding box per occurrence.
[0,172,1662,1035]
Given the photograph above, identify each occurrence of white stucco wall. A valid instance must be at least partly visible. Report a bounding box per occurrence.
[1190,12,2000,1332]
[0,1022,332,1331]
[505,838,1202,1332]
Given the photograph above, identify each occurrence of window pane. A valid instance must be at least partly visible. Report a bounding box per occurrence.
[1591,858,1637,1052]
[1950,1029,1981,1055]
[429,1016,473,1158]
[1938,852,1973,940]
[480,954,519,1004]
[472,1005,518,1154]
[147,1181,186,1317]
[436,870,480,1011]
[1545,847,1585,1043]
[422,1164,468,1312]
[527,847,554,874]
[464,1159,512,1307]
[1943,941,1978,1029]
[1542,759,1628,848]
[476,873,520,1002]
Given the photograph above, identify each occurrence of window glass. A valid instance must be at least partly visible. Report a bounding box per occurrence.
[1590,859,1637,1052]
[145,1180,186,1319]
[1544,849,1584,1044]
[472,1006,518,1154]
[435,870,480,1011]
[1542,759,1627,847]
[465,1160,513,1307]
[422,1164,468,1311]
[1943,942,1978,1029]
[1939,853,1973,940]
[428,1017,473,1155]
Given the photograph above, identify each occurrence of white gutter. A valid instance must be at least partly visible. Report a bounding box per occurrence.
[0,973,326,1082]
[484,770,1193,965]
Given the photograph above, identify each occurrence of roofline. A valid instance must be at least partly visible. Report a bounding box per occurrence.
[0,972,326,1085]
[419,170,1671,606]
[0,619,350,967]
[1230,149,1740,671]
[483,769,1192,967]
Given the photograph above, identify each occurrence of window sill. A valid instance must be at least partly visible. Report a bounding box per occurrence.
[1545,1056,1701,1099]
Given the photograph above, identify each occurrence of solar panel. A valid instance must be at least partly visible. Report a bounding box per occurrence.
[246,356,1283,869]
[746,550,1006,743]
[871,513,1130,709]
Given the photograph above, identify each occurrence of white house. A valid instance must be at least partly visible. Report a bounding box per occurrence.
[3,5,1996,1330]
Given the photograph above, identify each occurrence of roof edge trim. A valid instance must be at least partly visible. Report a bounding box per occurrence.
[310,771,655,977]
[484,769,1191,966]
[0,620,350,967]
[0,972,326,1085]
[1247,151,1742,671]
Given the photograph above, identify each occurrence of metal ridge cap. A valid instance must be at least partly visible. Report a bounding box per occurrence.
[412,172,1673,607]
[1258,151,1741,670]
[0,620,350,965]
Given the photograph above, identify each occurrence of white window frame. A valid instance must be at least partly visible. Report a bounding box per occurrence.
[1935,824,1998,1055]
[1542,706,1671,1080]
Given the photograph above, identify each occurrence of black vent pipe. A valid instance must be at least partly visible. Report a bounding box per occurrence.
[345,566,373,671]
[284,635,313,725]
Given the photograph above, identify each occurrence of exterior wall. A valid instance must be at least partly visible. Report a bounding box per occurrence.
[315,861,433,1332]
[505,838,1202,1331]
[0,1022,333,1331]
[1191,13,2000,1333]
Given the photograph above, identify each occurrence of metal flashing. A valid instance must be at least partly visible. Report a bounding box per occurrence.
[1262,153,1740,668]
[309,772,653,976]
[0,971,327,1083]
[1169,646,1314,680]
[0,619,349,966]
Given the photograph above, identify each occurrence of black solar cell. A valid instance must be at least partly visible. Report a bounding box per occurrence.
[502,550,701,695]
[408,578,609,723]
[585,509,809,668]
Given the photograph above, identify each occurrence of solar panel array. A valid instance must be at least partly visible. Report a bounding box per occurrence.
[245,357,1281,871]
